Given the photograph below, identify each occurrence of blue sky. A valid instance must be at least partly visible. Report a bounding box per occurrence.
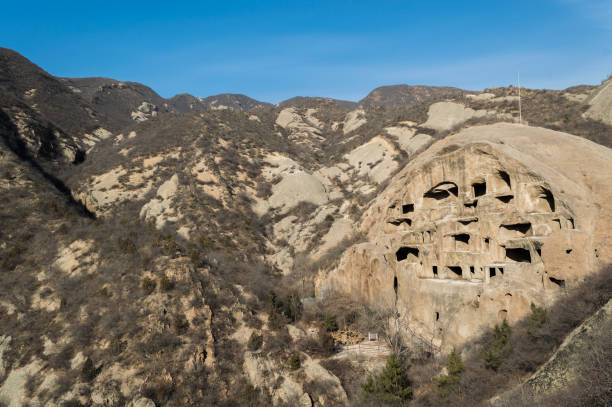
[2,0,611,102]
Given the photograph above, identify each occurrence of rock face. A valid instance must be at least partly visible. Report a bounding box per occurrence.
[319,123,612,350]
[422,101,514,132]
[343,136,398,183]
[584,77,612,125]
[343,109,367,134]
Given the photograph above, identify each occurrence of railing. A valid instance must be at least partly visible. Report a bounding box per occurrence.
[339,341,390,355]
[402,323,441,355]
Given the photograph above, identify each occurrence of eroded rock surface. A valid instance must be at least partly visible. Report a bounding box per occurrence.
[319,123,612,350]
[584,77,612,125]
[422,101,513,131]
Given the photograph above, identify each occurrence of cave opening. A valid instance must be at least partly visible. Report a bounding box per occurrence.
[396,247,419,262]
[402,203,414,214]
[464,200,478,208]
[470,266,475,275]
[473,181,487,197]
[496,195,514,203]
[447,266,463,278]
[505,248,532,263]
[541,188,555,212]
[530,186,555,212]
[435,312,440,321]
[389,218,412,227]
[489,267,504,277]
[453,233,470,251]
[424,182,458,200]
[453,233,470,244]
[501,223,532,235]
[454,233,470,244]
[549,277,566,288]
[459,218,478,225]
[433,266,438,277]
[498,170,511,189]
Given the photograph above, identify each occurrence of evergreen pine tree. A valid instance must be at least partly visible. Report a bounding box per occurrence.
[362,353,412,404]
[435,348,464,396]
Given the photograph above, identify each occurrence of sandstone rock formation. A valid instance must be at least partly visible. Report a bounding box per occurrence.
[343,136,398,184]
[584,77,612,125]
[343,108,367,134]
[421,101,514,131]
[319,123,612,350]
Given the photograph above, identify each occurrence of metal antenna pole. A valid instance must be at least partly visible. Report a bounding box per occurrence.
[518,72,522,124]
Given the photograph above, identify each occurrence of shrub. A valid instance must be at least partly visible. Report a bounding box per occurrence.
[263,328,292,355]
[247,333,263,351]
[109,337,125,356]
[159,275,174,291]
[173,313,189,334]
[482,319,511,371]
[62,400,84,407]
[267,309,286,330]
[80,357,96,382]
[318,329,336,355]
[117,236,137,255]
[288,353,301,370]
[434,348,464,397]
[297,327,336,357]
[321,314,338,332]
[527,303,548,334]
[143,376,175,405]
[362,353,412,404]
[268,291,302,326]
[142,277,156,295]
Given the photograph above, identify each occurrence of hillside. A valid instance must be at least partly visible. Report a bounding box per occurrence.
[169,93,271,112]
[584,77,612,126]
[59,77,171,131]
[0,47,610,407]
[359,84,465,107]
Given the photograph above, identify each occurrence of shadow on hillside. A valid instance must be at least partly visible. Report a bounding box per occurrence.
[0,107,94,218]
[412,265,612,407]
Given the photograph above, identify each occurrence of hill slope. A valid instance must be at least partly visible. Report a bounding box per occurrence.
[359,84,465,107]
[584,77,612,126]
[0,47,611,407]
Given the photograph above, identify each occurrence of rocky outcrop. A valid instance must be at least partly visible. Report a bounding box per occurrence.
[343,136,398,184]
[343,109,367,134]
[421,101,514,131]
[491,299,612,405]
[140,173,182,229]
[253,154,329,215]
[584,77,612,125]
[243,351,348,406]
[319,123,612,350]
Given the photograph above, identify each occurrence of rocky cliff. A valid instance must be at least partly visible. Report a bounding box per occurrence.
[318,123,612,350]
